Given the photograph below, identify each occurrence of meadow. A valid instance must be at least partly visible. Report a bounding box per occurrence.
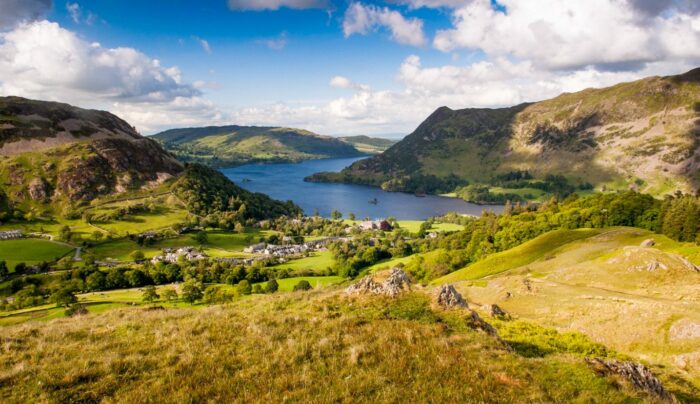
[0,288,665,402]
[0,239,74,270]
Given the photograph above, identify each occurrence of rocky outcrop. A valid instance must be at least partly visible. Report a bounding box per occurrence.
[585,358,676,403]
[640,238,656,247]
[28,177,50,201]
[487,304,510,320]
[345,268,411,297]
[435,284,467,309]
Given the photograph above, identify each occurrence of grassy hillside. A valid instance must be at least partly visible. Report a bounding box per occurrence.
[433,227,700,386]
[310,68,700,198]
[152,125,365,167]
[0,287,674,402]
[339,135,396,154]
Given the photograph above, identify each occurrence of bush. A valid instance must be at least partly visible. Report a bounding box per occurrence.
[65,304,88,317]
[265,279,279,294]
[181,279,204,303]
[293,280,312,291]
[237,280,252,295]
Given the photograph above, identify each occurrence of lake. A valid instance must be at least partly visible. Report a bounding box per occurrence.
[220,157,503,220]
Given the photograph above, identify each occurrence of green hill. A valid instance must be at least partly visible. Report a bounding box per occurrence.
[339,135,396,154]
[0,97,299,223]
[433,227,700,385]
[309,68,700,198]
[152,125,366,167]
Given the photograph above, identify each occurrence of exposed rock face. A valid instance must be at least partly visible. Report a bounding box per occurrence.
[28,177,50,201]
[585,358,677,403]
[488,304,510,320]
[435,284,467,309]
[345,268,411,297]
[640,238,656,247]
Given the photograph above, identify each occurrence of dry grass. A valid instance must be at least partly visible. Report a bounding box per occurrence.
[0,288,652,403]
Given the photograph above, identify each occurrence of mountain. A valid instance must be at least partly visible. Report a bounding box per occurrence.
[339,135,397,154]
[308,68,700,198]
[0,97,299,220]
[152,125,366,167]
[0,97,183,211]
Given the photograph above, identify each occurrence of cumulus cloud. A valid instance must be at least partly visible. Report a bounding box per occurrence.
[433,0,700,71]
[0,20,209,133]
[0,0,52,30]
[343,2,426,46]
[227,0,329,11]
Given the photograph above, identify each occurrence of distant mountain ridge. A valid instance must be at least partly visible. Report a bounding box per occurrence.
[152,125,376,167]
[308,68,700,197]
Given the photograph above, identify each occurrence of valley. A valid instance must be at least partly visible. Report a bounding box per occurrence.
[0,79,699,402]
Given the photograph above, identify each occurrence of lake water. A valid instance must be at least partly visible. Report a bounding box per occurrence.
[220,157,502,220]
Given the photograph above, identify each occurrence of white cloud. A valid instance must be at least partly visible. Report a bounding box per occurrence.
[343,2,426,46]
[0,0,51,30]
[433,0,700,70]
[390,0,472,9]
[0,20,207,133]
[227,0,328,11]
[193,36,212,54]
[66,2,80,23]
[257,32,288,50]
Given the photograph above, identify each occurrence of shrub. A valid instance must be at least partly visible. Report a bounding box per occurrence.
[265,279,279,294]
[293,280,312,291]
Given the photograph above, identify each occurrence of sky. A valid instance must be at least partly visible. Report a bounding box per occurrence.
[0,0,699,137]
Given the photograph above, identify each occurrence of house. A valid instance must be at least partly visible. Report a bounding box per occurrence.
[151,247,206,264]
[0,230,22,240]
[357,220,393,232]
[243,242,267,254]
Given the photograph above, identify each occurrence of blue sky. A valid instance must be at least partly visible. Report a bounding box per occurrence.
[1,0,699,136]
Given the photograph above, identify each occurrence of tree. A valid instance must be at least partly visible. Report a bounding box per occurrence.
[293,280,312,291]
[13,262,27,275]
[265,279,279,294]
[51,287,77,307]
[331,209,342,220]
[130,250,145,262]
[193,231,208,245]
[181,279,204,303]
[237,279,252,295]
[92,230,103,241]
[348,212,356,221]
[0,261,8,281]
[85,271,106,291]
[161,287,178,301]
[142,285,160,304]
[59,225,72,242]
[252,284,263,294]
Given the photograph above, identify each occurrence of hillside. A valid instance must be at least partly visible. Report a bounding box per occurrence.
[0,97,184,213]
[0,97,299,222]
[309,68,700,198]
[0,283,684,402]
[432,227,700,386]
[152,125,366,167]
[339,135,396,154]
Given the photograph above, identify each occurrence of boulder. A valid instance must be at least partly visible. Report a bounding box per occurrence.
[585,358,676,403]
[640,238,656,247]
[435,284,468,309]
[345,268,411,297]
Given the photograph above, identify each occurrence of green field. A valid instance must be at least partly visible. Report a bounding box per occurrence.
[435,228,605,283]
[270,251,335,272]
[396,221,463,234]
[0,239,74,270]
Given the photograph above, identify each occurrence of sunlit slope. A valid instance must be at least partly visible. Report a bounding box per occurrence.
[434,227,700,383]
